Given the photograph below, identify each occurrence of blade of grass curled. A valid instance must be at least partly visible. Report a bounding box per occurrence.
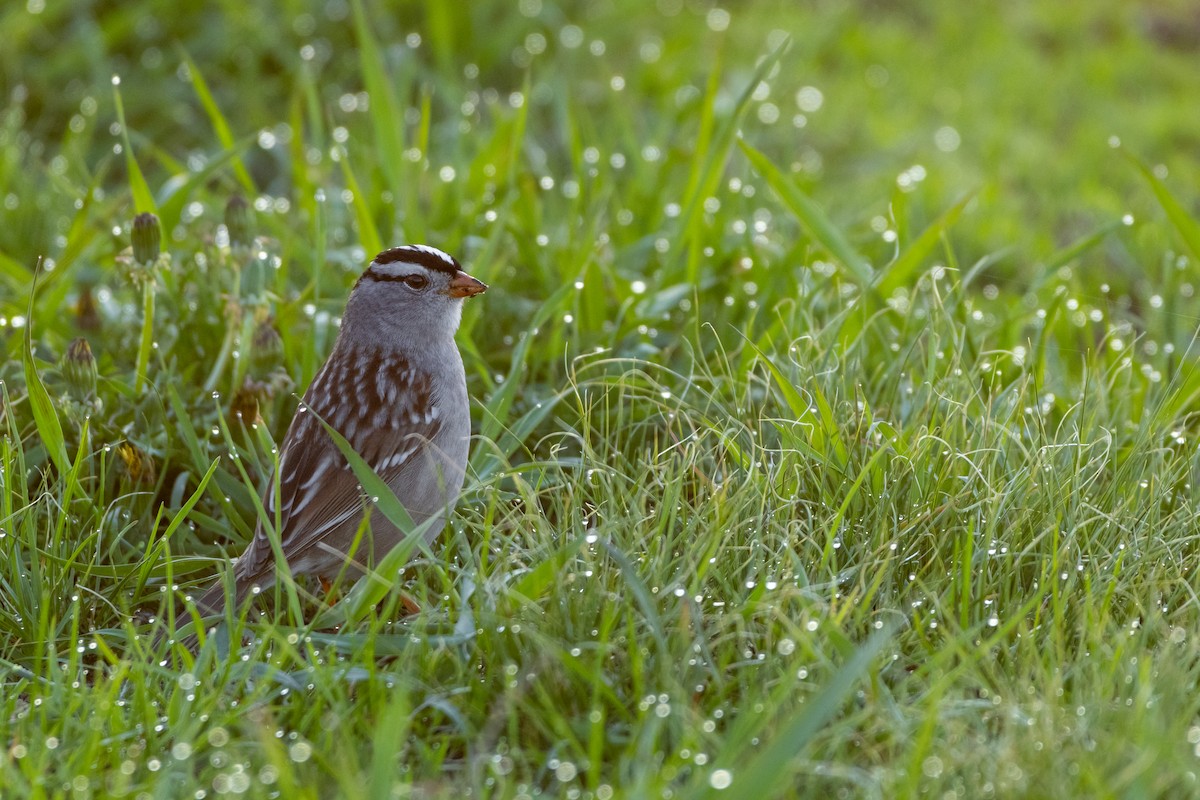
[876,191,975,295]
[479,279,575,445]
[470,388,569,484]
[745,338,848,467]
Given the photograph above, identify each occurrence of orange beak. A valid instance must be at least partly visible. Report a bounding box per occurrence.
[446,270,488,298]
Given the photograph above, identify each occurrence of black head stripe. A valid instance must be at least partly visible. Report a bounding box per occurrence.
[371,245,461,275]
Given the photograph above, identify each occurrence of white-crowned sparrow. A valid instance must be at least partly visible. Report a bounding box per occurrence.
[194,245,487,616]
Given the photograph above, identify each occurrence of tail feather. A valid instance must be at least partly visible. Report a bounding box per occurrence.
[160,573,251,654]
[193,578,232,618]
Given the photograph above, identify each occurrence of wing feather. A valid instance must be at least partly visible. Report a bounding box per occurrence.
[235,345,440,581]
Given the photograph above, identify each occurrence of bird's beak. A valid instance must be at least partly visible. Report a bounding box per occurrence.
[446,270,488,298]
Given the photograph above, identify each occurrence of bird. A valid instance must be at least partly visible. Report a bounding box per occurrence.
[192,244,487,621]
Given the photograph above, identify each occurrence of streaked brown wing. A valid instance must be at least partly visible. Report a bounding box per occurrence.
[234,345,439,580]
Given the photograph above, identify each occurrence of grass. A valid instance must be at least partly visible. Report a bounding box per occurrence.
[5,0,1200,797]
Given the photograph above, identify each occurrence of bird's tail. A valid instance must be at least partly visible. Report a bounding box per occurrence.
[155,577,240,654]
[193,579,232,618]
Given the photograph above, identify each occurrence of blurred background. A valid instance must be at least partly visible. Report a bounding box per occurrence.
[5,0,1200,281]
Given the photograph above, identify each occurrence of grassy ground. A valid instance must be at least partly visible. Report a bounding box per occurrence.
[5,0,1200,797]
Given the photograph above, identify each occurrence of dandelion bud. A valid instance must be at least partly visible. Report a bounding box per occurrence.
[62,337,98,400]
[230,384,263,430]
[74,284,102,331]
[225,195,255,249]
[131,212,161,265]
[250,319,284,376]
[117,441,156,484]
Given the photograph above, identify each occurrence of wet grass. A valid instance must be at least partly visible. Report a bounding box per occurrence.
[5,0,1200,797]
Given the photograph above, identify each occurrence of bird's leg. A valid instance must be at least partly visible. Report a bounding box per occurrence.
[398,591,421,616]
[319,576,340,604]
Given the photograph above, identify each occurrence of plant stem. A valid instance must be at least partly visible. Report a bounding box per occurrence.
[134,277,155,394]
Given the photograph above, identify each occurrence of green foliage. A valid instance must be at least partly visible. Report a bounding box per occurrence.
[3,0,1200,797]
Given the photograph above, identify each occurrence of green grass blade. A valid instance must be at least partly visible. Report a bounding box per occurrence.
[340,156,382,258]
[180,51,256,195]
[739,137,874,287]
[876,191,975,295]
[1125,149,1200,261]
[306,406,442,626]
[680,38,790,281]
[696,625,894,800]
[349,0,406,199]
[111,78,157,215]
[1044,218,1127,270]
[22,271,69,476]
[368,691,413,800]
[158,136,255,233]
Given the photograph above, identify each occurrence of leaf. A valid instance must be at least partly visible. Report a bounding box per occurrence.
[471,389,570,483]
[1044,218,1127,271]
[876,191,975,295]
[746,338,847,467]
[1125,150,1200,261]
[308,409,441,627]
[478,279,575,445]
[508,533,588,605]
[111,79,158,215]
[158,136,255,233]
[369,691,413,800]
[149,459,222,554]
[339,156,382,258]
[694,624,894,800]
[22,268,69,476]
[45,460,220,581]
[600,540,669,659]
[349,0,406,198]
[180,51,256,195]
[680,38,791,282]
[739,138,874,287]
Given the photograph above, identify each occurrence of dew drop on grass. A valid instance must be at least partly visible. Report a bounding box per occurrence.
[288,742,312,763]
[710,770,733,790]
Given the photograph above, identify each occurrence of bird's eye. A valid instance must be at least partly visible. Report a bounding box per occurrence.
[404,274,429,290]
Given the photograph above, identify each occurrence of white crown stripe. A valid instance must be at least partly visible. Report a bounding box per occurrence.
[408,244,457,265]
[369,244,460,276]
